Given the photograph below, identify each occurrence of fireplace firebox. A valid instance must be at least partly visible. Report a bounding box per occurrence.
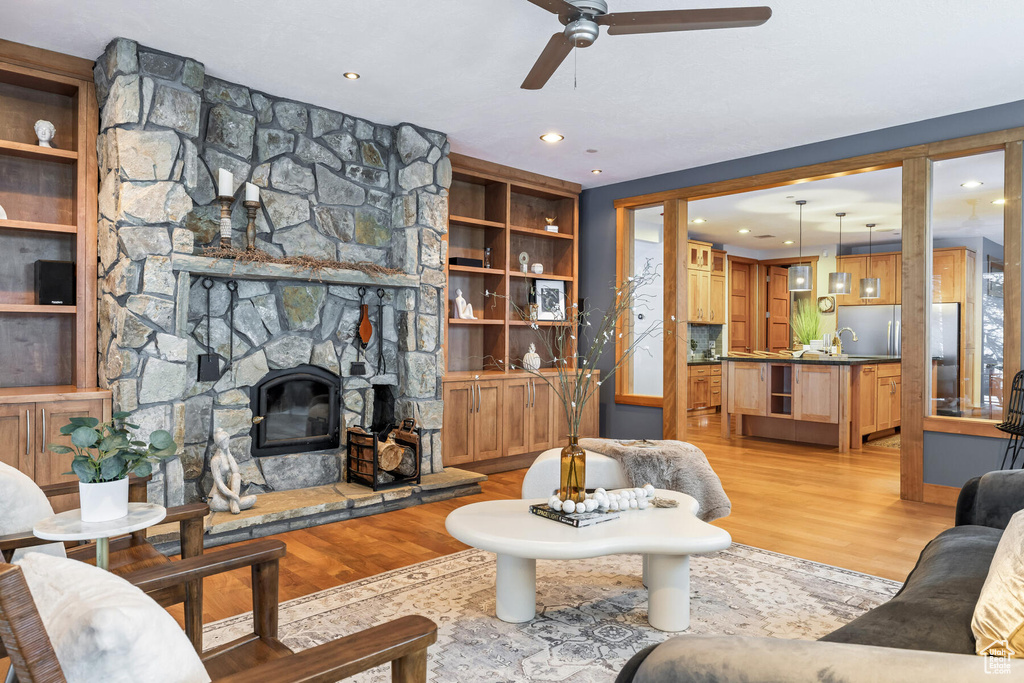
[250,365,341,457]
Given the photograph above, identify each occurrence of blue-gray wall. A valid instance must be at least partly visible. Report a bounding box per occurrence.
[580,100,1024,486]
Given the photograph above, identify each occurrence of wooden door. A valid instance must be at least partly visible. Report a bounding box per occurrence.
[729,261,753,353]
[792,366,840,423]
[442,382,475,465]
[727,363,767,416]
[503,379,530,456]
[528,378,556,451]
[868,254,898,305]
[835,256,866,305]
[858,366,878,434]
[688,269,702,323]
[932,249,961,303]
[709,274,726,325]
[473,381,504,460]
[0,403,32,475]
[766,266,791,352]
[36,399,106,512]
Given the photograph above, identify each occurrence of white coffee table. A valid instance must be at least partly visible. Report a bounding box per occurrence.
[445,489,731,631]
[33,503,166,571]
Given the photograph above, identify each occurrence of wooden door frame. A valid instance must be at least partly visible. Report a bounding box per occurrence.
[614,125,1024,502]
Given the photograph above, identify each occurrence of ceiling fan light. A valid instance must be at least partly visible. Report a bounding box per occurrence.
[828,271,852,295]
[788,265,812,292]
[859,277,881,299]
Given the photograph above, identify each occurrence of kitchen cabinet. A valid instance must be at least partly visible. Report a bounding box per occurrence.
[504,377,555,456]
[857,365,878,434]
[710,249,727,275]
[876,374,901,430]
[442,379,504,465]
[710,366,722,408]
[932,249,961,303]
[727,362,767,416]
[0,394,110,511]
[834,255,867,306]
[792,366,840,423]
[835,254,898,304]
[688,269,710,323]
[689,374,711,410]
[868,254,898,305]
[688,240,711,271]
[709,274,726,324]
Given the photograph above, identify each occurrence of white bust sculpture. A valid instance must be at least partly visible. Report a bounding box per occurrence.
[523,343,541,371]
[34,120,55,148]
[207,429,256,514]
[454,288,476,320]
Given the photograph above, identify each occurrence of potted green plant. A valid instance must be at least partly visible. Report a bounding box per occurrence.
[48,413,177,522]
[791,299,824,348]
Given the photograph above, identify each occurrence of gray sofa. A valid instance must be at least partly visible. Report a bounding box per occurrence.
[616,469,1024,683]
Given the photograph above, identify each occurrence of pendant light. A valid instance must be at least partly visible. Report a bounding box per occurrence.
[828,212,852,295]
[788,200,812,291]
[859,223,881,299]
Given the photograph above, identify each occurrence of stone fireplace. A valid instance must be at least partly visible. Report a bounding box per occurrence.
[93,38,449,507]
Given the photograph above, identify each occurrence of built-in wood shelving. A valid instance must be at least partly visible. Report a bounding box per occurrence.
[0,304,76,314]
[0,139,77,163]
[509,225,574,240]
[0,218,77,234]
[449,215,505,229]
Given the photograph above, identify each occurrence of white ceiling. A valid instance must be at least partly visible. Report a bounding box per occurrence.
[3,1,1024,188]
[686,150,1005,250]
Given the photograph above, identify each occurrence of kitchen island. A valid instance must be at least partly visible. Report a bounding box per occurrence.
[720,356,901,453]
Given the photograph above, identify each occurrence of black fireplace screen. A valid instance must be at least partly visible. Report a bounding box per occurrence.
[250,365,340,457]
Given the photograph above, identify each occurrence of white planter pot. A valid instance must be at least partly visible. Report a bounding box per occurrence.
[79,478,129,522]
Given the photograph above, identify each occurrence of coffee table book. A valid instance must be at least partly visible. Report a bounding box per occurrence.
[528,503,621,527]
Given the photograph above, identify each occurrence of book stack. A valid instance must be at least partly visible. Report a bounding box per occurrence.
[529,503,621,528]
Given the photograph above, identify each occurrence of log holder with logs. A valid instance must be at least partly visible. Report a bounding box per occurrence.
[346,389,421,491]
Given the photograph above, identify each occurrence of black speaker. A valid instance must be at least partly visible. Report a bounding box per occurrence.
[35,260,75,305]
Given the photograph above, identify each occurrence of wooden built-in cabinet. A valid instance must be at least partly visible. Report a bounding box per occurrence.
[835,253,900,305]
[792,365,841,423]
[687,243,727,324]
[851,363,901,443]
[442,155,592,472]
[728,362,840,423]
[688,364,722,411]
[688,241,711,271]
[442,372,599,470]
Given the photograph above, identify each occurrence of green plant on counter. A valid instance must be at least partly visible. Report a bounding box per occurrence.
[49,413,178,484]
[791,299,824,345]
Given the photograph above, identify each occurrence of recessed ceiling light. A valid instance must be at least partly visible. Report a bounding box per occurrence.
[783,240,795,245]
[961,180,983,188]
[343,72,360,80]
[738,228,750,234]
[540,133,564,143]
[993,198,1007,205]
[586,148,598,153]
[591,169,602,174]
[691,218,706,224]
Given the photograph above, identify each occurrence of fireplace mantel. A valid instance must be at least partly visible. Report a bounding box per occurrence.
[171,255,420,288]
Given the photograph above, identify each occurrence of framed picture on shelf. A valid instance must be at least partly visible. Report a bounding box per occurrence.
[531,279,566,321]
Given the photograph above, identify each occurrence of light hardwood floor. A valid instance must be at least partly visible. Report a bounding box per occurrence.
[169,413,955,628]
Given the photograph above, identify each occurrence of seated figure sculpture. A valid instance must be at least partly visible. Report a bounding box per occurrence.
[207,428,257,514]
[454,288,476,319]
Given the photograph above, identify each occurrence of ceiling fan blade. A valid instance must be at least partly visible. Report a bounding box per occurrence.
[599,6,772,35]
[524,0,578,16]
[521,33,574,90]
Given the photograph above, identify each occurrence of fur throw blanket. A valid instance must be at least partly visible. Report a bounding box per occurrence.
[578,438,731,522]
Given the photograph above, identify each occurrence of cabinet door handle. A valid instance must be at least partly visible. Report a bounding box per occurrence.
[469,386,474,415]
[477,384,482,413]
[26,410,30,456]
[41,409,46,449]
[761,365,765,381]
[796,368,800,384]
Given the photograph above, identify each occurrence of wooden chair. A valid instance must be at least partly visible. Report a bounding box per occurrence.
[0,477,208,650]
[0,539,437,683]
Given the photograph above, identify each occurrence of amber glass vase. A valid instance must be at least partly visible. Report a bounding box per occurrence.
[559,436,586,503]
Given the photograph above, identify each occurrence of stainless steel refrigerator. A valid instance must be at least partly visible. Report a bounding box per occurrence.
[836,303,961,415]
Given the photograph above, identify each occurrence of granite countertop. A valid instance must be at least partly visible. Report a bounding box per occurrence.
[720,354,901,366]
[687,359,722,366]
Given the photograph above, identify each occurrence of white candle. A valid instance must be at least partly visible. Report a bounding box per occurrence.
[218,168,233,197]
[245,182,259,203]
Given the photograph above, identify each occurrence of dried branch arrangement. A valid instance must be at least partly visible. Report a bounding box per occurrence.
[200,247,403,278]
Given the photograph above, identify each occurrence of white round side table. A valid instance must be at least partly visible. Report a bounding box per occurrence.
[33,503,167,570]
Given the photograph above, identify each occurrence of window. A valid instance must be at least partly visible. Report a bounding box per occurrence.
[616,205,664,401]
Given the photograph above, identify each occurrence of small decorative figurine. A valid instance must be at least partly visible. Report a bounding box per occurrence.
[207,429,257,514]
[531,263,544,275]
[519,251,530,273]
[454,289,476,320]
[34,120,56,148]
[529,303,540,321]
[523,343,541,371]
[0,203,6,220]
[544,216,559,233]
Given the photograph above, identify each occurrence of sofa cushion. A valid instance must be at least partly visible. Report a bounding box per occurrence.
[0,461,66,561]
[973,509,1024,656]
[820,525,1001,654]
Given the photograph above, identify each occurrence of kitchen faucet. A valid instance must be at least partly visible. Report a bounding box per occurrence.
[835,327,858,356]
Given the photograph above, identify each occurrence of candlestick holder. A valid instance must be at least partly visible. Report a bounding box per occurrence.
[243,200,259,251]
[217,195,233,250]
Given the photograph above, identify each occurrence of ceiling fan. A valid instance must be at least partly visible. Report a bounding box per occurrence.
[521,0,772,89]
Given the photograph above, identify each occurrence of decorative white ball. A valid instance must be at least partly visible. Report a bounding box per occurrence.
[595,488,606,495]
[638,498,649,509]
[609,500,619,511]
[562,500,577,514]
[548,496,560,508]
[629,499,638,509]
[585,499,598,512]
[598,501,609,511]
[643,484,655,495]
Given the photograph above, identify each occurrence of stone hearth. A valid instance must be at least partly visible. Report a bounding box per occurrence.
[93,38,450,507]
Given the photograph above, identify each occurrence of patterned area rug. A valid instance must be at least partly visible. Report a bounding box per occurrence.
[204,545,900,682]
